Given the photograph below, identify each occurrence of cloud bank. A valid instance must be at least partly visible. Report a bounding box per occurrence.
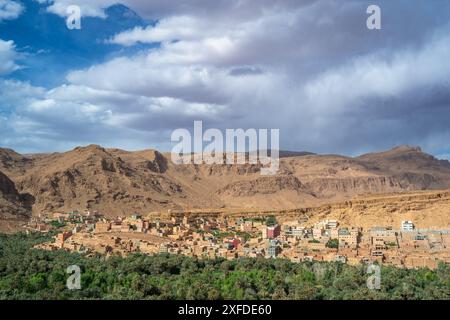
[1,0,450,157]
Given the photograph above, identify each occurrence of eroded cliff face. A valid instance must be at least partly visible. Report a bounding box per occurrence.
[0,170,31,232]
[293,190,450,229]
[304,176,403,195]
[216,175,307,196]
[303,173,444,196]
[0,170,19,200]
[1,144,450,216]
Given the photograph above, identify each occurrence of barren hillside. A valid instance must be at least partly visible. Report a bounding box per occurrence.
[0,170,32,233]
[0,144,450,217]
[286,189,450,229]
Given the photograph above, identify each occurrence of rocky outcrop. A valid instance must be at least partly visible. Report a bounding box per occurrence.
[304,176,403,195]
[296,189,450,229]
[0,170,31,218]
[217,175,307,197]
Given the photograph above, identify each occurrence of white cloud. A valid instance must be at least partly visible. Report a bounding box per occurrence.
[108,16,201,46]
[0,39,20,75]
[0,79,229,152]
[304,34,450,113]
[0,0,23,21]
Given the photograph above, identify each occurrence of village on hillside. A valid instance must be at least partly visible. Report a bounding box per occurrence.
[28,210,450,270]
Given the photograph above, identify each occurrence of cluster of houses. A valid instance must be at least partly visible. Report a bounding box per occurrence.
[33,210,450,269]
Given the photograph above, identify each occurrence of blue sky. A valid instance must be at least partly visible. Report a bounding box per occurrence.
[0,1,150,87]
[1,0,450,159]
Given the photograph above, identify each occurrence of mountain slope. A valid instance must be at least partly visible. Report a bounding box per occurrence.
[0,170,32,232]
[1,145,450,216]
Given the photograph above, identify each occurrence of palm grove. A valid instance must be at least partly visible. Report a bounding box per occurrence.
[0,232,448,300]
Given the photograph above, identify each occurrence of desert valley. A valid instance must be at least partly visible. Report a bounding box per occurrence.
[0,144,449,271]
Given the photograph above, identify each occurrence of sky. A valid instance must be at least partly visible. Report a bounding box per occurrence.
[0,0,450,159]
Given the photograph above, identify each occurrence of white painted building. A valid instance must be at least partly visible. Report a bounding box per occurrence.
[401,220,415,231]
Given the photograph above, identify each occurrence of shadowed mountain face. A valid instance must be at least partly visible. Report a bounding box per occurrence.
[0,169,32,232]
[0,144,450,217]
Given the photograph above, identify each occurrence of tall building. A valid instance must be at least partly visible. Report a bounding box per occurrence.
[267,225,281,239]
[261,228,268,239]
[267,239,280,258]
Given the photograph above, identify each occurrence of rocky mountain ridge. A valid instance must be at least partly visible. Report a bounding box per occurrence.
[0,144,449,218]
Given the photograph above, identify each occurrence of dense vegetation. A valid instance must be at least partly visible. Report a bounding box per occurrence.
[0,232,449,300]
[326,239,339,249]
